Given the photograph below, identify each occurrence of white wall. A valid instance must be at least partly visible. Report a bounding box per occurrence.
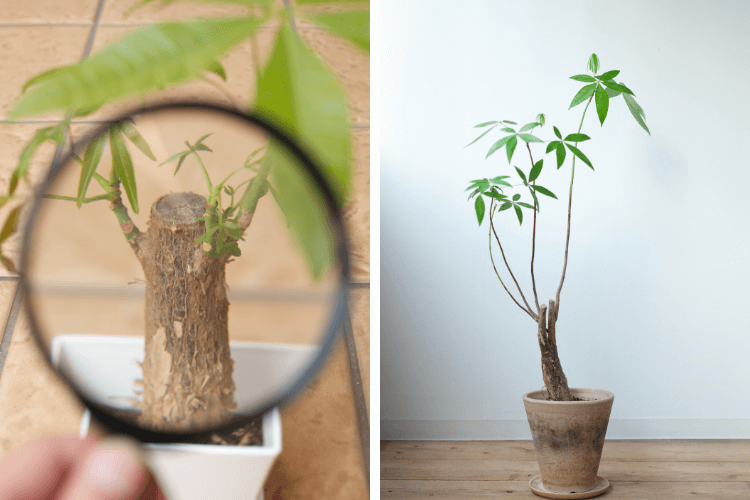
[381,0,750,439]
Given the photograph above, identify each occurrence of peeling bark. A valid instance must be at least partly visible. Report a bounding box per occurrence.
[137,193,236,431]
[537,300,574,402]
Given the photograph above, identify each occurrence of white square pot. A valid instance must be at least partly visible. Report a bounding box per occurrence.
[51,335,317,500]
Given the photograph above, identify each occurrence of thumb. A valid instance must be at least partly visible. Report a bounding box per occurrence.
[58,437,156,500]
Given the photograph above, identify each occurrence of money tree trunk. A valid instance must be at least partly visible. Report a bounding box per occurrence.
[537,300,574,401]
[128,192,236,431]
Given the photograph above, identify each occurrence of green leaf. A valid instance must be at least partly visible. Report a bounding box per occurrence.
[490,175,510,183]
[465,123,498,148]
[602,80,634,95]
[500,127,516,133]
[518,133,543,143]
[529,189,540,211]
[623,93,650,135]
[118,122,156,160]
[514,204,523,225]
[467,188,480,200]
[546,141,560,154]
[76,132,107,208]
[588,54,600,74]
[519,122,540,132]
[569,83,596,109]
[570,74,596,82]
[265,139,337,279]
[309,11,369,53]
[10,18,262,119]
[21,65,75,93]
[553,126,562,139]
[514,167,527,185]
[484,191,507,202]
[556,144,566,169]
[474,121,498,128]
[109,125,139,213]
[160,150,188,166]
[595,84,609,125]
[11,127,52,195]
[193,143,213,152]
[475,195,485,225]
[564,133,591,143]
[506,135,518,163]
[532,185,557,199]
[606,89,622,98]
[566,143,594,170]
[257,25,351,206]
[477,179,490,192]
[502,120,517,125]
[206,60,227,80]
[498,201,512,211]
[597,69,620,81]
[512,193,521,202]
[0,207,20,244]
[517,202,536,210]
[536,113,545,127]
[485,135,513,159]
[529,159,543,182]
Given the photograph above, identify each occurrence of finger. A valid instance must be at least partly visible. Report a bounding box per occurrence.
[0,435,100,500]
[58,437,153,500]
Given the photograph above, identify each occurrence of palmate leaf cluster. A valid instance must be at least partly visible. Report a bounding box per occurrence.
[2,0,370,278]
[464,54,648,228]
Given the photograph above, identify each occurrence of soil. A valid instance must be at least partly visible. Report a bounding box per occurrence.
[108,408,264,446]
[197,415,264,446]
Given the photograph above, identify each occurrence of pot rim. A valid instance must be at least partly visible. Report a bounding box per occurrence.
[523,388,614,405]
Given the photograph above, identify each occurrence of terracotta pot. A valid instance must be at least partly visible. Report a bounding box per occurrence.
[523,388,614,496]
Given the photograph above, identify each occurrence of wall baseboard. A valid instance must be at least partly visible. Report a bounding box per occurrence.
[381,418,750,440]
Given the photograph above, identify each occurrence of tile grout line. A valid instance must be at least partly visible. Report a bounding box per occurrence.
[0,0,107,386]
[343,290,370,487]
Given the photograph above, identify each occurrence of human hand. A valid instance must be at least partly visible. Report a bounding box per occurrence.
[0,435,164,500]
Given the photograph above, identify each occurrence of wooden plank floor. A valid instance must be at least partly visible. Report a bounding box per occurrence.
[381,440,750,499]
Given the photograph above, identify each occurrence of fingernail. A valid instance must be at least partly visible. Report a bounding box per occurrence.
[86,438,148,498]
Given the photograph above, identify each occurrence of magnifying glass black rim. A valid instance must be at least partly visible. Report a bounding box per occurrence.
[19,102,350,443]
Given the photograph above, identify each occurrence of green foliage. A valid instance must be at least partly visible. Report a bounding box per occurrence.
[463,53,649,237]
[11,18,263,119]
[5,0,370,276]
[257,25,350,206]
[309,12,369,53]
[474,196,485,225]
[77,133,106,208]
[0,207,20,272]
[109,125,140,213]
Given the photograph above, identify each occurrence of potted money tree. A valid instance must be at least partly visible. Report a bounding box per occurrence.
[5,0,369,498]
[464,54,649,498]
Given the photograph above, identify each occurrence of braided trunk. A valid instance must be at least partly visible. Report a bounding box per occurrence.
[136,193,236,431]
[537,300,574,401]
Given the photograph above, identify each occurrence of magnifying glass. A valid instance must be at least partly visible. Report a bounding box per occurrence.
[19,103,349,450]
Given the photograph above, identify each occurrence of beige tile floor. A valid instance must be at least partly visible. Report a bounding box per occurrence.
[0,1,369,498]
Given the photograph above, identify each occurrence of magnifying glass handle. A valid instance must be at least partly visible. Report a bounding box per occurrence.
[80,410,167,499]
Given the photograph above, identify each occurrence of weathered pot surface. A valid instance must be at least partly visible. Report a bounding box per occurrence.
[523,388,614,496]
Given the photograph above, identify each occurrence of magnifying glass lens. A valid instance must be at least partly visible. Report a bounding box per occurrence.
[23,105,346,438]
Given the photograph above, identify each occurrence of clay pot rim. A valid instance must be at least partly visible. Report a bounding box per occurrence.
[523,388,614,405]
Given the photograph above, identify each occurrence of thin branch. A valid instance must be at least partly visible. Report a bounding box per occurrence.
[489,200,537,321]
[109,181,144,264]
[526,142,540,314]
[44,193,112,203]
[555,94,595,316]
[488,198,536,321]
